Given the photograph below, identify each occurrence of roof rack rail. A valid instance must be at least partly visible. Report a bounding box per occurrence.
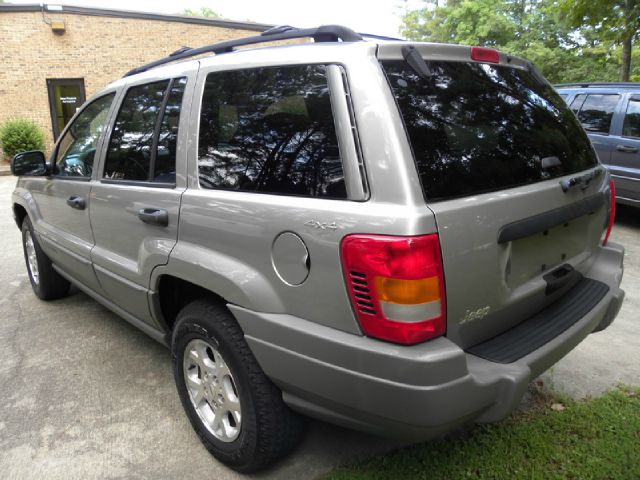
[359,32,404,41]
[555,82,640,88]
[123,24,363,78]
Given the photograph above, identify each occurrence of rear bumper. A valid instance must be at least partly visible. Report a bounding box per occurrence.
[229,241,625,439]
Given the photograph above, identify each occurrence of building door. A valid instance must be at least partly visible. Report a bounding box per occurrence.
[47,78,86,140]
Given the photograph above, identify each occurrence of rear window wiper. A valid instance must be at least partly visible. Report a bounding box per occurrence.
[402,45,432,79]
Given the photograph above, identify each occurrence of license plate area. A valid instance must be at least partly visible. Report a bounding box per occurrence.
[506,215,590,288]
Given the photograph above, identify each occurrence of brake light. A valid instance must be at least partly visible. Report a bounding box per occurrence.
[603,180,616,246]
[341,234,446,345]
[470,47,500,64]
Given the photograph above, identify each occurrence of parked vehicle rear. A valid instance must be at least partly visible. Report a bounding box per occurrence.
[10,27,625,472]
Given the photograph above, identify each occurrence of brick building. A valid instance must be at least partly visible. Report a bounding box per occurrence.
[0,4,270,154]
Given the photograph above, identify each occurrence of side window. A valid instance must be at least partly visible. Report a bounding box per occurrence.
[198,64,346,198]
[574,94,620,134]
[155,78,187,182]
[54,93,115,177]
[570,94,586,113]
[104,78,186,183]
[622,96,640,139]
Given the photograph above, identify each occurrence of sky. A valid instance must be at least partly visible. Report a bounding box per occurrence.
[8,0,425,38]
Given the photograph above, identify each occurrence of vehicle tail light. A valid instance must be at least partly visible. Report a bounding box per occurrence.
[603,180,616,246]
[341,234,446,345]
[470,47,500,64]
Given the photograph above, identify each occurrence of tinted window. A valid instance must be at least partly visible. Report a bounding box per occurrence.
[382,61,598,201]
[622,97,640,138]
[198,65,346,198]
[574,94,619,134]
[55,93,114,177]
[155,78,187,183]
[104,78,186,183]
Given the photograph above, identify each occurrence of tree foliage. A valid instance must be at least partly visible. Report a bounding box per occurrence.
[0,119,45,160]
[400,0,639,84]
[560,0,640,80]
[181,7,221,19]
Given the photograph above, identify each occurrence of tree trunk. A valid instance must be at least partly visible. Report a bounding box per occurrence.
[620,34,632,82]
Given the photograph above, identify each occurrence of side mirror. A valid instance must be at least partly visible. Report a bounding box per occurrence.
[11,150,47,176]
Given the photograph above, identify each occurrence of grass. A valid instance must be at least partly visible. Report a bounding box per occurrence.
[324,386,640,480]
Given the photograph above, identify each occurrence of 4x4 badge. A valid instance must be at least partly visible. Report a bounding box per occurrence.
[304,220,338,231]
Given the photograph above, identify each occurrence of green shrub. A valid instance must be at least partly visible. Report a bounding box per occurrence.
[0,118,45,160]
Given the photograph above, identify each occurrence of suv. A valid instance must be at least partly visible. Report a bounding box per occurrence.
[11,26,625,472]
[556,82,640,207]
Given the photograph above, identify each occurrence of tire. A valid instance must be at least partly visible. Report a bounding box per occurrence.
[171,298,304,472]
[21,217,70,300]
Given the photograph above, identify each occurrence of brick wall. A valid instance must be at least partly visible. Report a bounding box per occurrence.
[0,11,257,155]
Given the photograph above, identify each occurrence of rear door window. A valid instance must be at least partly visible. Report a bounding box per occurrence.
[573,94,619,134]
[622,96,640,138]
[382,60,598,201]
[198,65,346,198]
[104,78,186,183]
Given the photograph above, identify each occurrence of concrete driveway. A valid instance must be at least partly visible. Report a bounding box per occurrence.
[0,174,637,479]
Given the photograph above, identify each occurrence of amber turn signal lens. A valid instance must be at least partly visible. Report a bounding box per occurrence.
[374,276,440,305]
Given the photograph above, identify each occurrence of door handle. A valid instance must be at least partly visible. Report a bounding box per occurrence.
[616,144,639,153]
[66,196,86,210]
[138,208,169,227]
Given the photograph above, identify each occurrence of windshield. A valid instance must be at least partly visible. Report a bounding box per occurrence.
[381,60,599,201]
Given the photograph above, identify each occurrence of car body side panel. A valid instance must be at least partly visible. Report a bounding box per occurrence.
[173,46,438,334]
[88,66,197,327]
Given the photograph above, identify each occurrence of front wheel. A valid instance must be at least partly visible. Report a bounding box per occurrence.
[171,299,303,472]
[21,217,70,300]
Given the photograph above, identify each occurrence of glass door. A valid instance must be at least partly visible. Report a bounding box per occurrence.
[47,78,86,140]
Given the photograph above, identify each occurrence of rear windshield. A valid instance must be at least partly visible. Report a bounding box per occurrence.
[382,60,598,201]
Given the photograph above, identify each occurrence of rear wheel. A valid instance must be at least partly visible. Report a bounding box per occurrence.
[21,217,70,300]
[171,299,303,472]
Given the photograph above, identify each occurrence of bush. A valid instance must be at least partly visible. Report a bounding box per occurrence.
[0,119,45,160]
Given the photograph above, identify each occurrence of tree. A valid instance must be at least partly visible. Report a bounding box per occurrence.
[181,7,221,19]
[400,0,639,83]
[560,0,640,81]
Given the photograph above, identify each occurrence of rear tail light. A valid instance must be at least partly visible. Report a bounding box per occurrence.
[341,234,446,345]
[470,46,500,64]
[603,180,616,246]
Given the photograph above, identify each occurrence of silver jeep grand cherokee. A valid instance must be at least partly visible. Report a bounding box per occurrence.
[10,26,625,472]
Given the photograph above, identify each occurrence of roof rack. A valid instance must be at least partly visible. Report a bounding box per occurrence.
[123,24,363,78]
[555,82,640,88]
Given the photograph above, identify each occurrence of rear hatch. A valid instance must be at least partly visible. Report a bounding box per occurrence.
[379,44,610,348]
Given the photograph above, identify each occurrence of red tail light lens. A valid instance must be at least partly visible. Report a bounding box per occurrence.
[341,234,446,345]
[470,47,500,64]
[603,180,616,246]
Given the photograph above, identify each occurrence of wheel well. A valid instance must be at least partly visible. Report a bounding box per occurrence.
[156,275,227,332]
[13,204,27,229]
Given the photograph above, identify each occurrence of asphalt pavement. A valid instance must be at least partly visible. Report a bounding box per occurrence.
[0,174,638,479]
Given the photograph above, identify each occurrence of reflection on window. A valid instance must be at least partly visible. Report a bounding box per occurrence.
[55,93,115,177]
[382,61,598,201]
[198,65,346,198]
[575,94,619,134]
[104,81,168,181]
[622,97,640,139]
[155,78,187,183]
